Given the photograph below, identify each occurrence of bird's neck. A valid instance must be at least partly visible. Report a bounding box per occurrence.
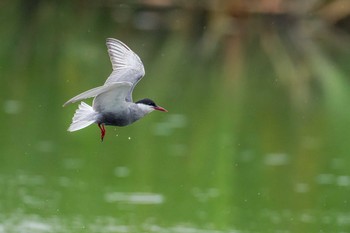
[133,103,154,118]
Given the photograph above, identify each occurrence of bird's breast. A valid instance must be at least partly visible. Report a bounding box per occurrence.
[99,112,131,126]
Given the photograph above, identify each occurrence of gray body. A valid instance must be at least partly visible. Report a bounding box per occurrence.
[96,103,148,126]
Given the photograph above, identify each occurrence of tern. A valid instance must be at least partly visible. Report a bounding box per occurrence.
[63,38,167,141]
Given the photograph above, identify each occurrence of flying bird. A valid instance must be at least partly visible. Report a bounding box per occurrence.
[63,38,167,141]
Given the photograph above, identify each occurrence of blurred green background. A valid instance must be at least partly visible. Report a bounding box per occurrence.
[1,0,350,232]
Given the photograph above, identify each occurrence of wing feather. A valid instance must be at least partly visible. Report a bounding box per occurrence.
[63,38,145,108]
[104,38,145,102]
[92,82,133,112]
[63,82,132,107]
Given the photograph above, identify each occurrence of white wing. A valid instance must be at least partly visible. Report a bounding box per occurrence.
[104,38,145,102]
[63,39,144,107]
[63,82,132,107]
[92,82,133,112]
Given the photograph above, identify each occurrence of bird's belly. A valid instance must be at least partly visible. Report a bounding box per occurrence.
[100,112,131,126]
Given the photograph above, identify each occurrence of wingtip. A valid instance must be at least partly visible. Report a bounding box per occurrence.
[106,38,119,44]
[62,101,70,107]
[106,38,131,51]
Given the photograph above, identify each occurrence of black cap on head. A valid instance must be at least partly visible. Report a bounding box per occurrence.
[136,98,157,107]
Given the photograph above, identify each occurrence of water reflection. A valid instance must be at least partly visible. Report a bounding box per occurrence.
[1,170,350,232]
[2,211,350,233]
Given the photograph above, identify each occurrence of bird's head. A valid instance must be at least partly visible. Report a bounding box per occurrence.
[136,98,167,113]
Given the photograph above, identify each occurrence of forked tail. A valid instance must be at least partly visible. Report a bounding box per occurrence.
[68,102,98,132]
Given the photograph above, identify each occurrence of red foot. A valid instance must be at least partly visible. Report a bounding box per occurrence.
[98,123,106,141]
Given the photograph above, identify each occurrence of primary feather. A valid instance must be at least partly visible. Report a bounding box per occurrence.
[105,38,145,102]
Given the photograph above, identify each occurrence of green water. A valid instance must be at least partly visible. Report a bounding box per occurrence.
[1,1,350,232]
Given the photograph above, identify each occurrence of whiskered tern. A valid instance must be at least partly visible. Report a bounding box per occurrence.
[63,38,167,141]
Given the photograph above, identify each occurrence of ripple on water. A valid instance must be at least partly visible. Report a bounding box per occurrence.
[3,100,21,114]
[316,174,350,187]
[62,158,84,170]
[5,210,350,233]
[104,192,164,205]
[17,220,52,233]
[0,214,59,233]
[191,188,220,202]
[264,153,289,166]
[316,173,335,185]
[114,166,130,178]
[336,176,350,187]
[294,183,310,193]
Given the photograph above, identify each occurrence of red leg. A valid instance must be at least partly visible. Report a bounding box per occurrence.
[98,123,106,141]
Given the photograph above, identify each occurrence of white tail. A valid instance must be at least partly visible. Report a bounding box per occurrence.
[68,102,98,132]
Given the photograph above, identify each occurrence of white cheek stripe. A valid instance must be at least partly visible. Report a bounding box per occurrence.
[137,103,154,114]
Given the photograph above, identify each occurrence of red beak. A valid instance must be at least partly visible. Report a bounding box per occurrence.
[154,106,168,112]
